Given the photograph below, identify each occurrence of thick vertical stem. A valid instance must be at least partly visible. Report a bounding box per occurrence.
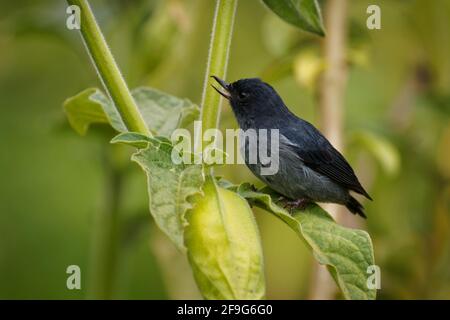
[319,0,348,150]
[310,0,349,300]
[200,0,238,142]
[67,0,150,135]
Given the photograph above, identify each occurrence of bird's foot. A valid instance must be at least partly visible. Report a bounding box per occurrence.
[283,198,311,213]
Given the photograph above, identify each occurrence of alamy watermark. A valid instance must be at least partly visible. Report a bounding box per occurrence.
[66,5,81,30]
[66,265,81,290]
[171,121,280,176]
[367,264,381,290]
[367,4,381,30]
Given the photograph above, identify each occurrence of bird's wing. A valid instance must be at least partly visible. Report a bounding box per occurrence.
[281,119,372,200]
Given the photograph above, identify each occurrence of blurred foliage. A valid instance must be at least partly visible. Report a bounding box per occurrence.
[0,0,449,299]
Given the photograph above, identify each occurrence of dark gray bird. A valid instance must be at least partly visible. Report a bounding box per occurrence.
[212,76,372,218]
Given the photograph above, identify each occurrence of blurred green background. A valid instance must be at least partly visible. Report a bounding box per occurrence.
[0,0,449,299]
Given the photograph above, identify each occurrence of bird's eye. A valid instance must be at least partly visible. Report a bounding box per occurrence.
[238,91,248,100]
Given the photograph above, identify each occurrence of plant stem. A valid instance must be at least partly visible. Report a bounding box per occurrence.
[67,0,150,135]
[200,0,238,141]
[309,0,349,300]
[66,0,148,299]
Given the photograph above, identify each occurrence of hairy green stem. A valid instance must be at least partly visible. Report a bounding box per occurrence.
[200,0,238,141]
[67,0,150,135]
[66,0,148,299]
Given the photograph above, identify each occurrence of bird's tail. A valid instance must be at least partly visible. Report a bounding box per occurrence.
[346,196,367,218]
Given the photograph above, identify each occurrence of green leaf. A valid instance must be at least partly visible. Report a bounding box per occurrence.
[112,132,204,251]
[236,184,376,300]
[63,88,124,135]
[185,177,265,299]
[132,87,199,137]
[63,87,199,137]
[262,0,325,36]
[111,132,165,149]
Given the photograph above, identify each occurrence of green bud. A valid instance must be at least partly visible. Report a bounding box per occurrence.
[185,177,265,299]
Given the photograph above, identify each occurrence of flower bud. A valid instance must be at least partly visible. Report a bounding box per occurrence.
[185,177,265,299]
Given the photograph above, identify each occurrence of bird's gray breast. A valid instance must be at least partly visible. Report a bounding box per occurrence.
[240,133,349,204]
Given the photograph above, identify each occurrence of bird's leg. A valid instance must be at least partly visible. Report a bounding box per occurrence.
[283,198,311,213]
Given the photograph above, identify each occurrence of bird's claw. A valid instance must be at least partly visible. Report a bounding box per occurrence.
[282,198,311,214]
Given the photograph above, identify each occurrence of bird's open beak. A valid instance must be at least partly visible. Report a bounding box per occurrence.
[211,75,231,100]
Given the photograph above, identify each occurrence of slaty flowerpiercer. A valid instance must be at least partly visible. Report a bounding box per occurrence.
[212,76,372,218]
